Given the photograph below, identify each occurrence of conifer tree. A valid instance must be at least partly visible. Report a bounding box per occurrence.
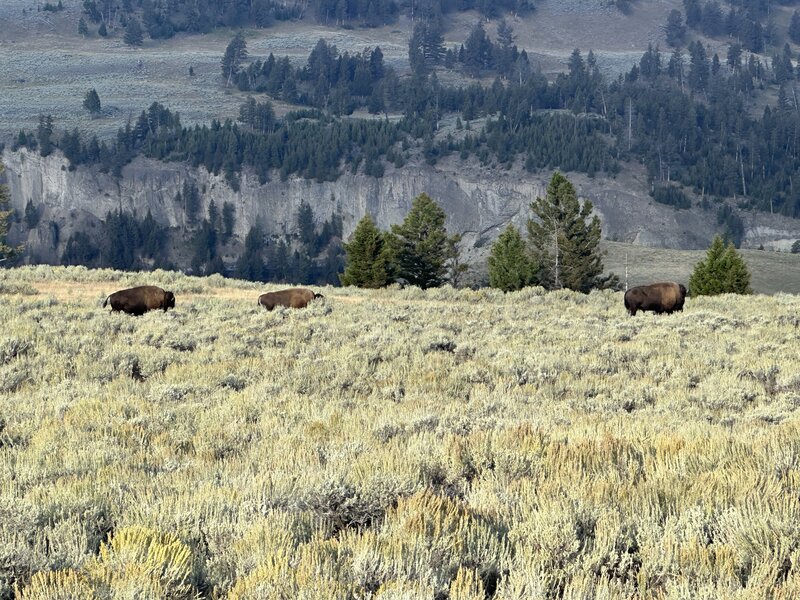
[124,17,144,46]
[463,21,492,74]
[236,226,266,281]
[665,10,686,47]
[37,115,54,157]
[340,215,392,287]
[488,224,536,291]
[78,16,89,36]
[222,32,248,86]
[689,234,752,295]
[222,202,235,243]
[527,172,605,292]
[83,89,102,115]
[791,11,800,45]
[445,233,468,287]
[0,161,22,261]
[296,200,316,251]
[24,199,40,229]
[390,193,455,289]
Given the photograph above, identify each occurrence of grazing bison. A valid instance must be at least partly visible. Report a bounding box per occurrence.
[258,287,323,311]
[624,282,687,316]
[103,285,176,316]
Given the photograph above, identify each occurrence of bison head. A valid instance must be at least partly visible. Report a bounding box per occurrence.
[164,291,176,310]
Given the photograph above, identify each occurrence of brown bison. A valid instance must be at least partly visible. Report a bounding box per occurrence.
[103,285,176,316]
[258,287,323,311]
[624,282,687,316]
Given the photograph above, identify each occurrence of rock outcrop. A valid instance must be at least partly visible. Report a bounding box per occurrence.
[4,148,800,269]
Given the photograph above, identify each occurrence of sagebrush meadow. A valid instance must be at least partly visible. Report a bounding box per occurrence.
[2,265,800,598]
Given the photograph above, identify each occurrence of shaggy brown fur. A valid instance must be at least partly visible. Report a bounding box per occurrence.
[258,288,323,311]
[103,285,176,316]
[624,282,687,316]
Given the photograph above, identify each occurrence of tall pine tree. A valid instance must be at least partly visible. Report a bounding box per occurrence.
[222,32,248,86]
[340,215,392,287]
[389,193,455,289]
[488,224,536,291]
[124,17,144,46]
[527,172,605,292]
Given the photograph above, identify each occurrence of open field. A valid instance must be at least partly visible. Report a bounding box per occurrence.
[2,266,800,598]
[602,240,800,295]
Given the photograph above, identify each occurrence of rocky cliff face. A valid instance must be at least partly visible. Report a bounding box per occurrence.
[5,148,800,270]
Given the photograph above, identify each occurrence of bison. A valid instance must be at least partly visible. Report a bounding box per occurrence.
[624,282,687,316]
[258,287,323,311]
[103,285,176,316]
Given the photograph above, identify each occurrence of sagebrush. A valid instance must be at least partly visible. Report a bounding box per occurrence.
[1,266,799,598]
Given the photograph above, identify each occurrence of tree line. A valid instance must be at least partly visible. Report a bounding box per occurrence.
[78,0,534,44]
[341,173,751,297]
[341,174,614,292]
[0,154,754,296]
[58,184,345,284]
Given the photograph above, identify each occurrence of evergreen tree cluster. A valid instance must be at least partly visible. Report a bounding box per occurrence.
[677,0,775,52]
[489,173,614,293]
[235,39,391,115]
[14,102,402,186]
[62,208,168,270]
[42,1,64,12]
[234,202,344,284]
[341,193,462,289]
[651,184,691,209]
[81,0,302,40]
[54,188,343,283]
[315,0,399,26]
[78,0,533,39]
[613,43,800,217]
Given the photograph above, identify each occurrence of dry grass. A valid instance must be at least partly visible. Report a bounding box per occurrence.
[2,265,800,598]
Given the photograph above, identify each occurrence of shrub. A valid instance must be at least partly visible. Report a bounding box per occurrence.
[87,526,196,598]
[689,234,752,295]
[488,224,536,292]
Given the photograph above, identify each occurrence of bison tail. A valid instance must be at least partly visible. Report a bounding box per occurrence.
[102,295,110,309]
[623,293,635,316]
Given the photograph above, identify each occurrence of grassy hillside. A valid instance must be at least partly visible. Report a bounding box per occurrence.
[0,0,680,139]
[602,240,800,295]
[2,266,800,598]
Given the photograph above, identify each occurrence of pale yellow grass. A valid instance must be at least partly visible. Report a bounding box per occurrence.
[1,266,800,599]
